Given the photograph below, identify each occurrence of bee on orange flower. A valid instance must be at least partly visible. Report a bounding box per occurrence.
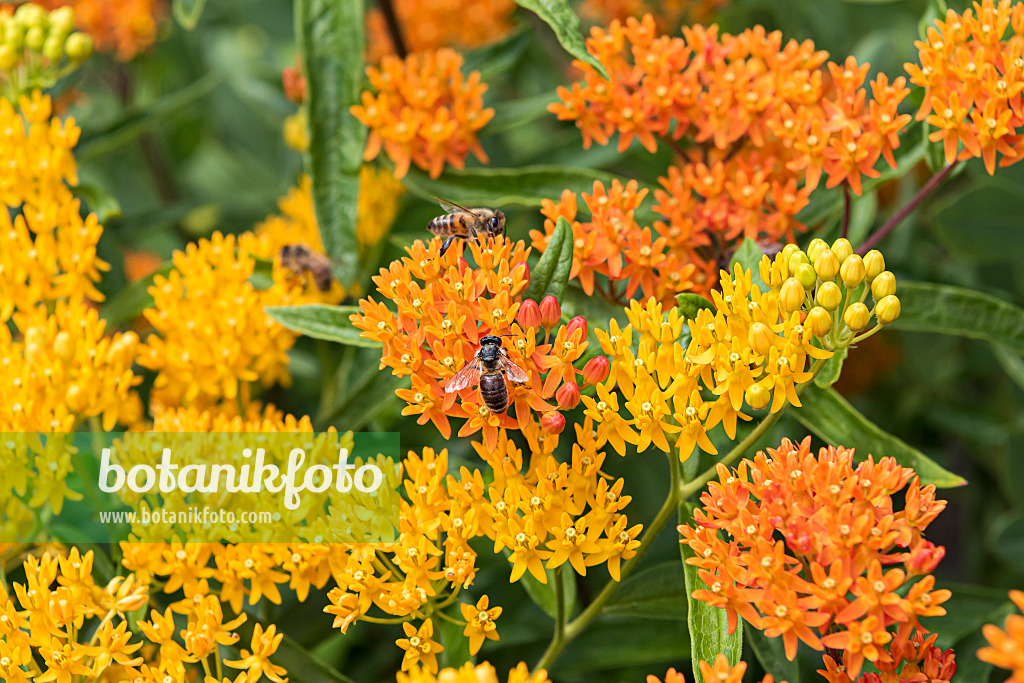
[446,335,528,413]
[427,196,505,257]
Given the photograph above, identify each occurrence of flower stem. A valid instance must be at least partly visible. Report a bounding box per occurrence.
[856,161,958,255]
[377,0,408,58]
[841,184,851,239]
[535,566,567,670]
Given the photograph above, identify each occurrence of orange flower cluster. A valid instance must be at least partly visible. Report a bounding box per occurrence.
[548,16,912,289]
[351,48,494,178]
[34,0,164,60]
[350,236,593,451]
[680,437,953,679]
[578,0,727,32]
[365,0,516,62]
[325,436,642,654]
[648,655,782,683]
[908,0,1024,174]
[978,590,1024,682]
[535,179,703,303]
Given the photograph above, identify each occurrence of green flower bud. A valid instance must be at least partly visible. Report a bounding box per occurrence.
[780,243,801,262]
[805,306,832,337]
[780,277,805,313]
[64,32,92,61]
[43,35,63,62]
[814,248,840,281]
[5,20,25,51]
[871,271,897,300]
[25,25,45,52]
[806,238,828,263]
[745,383,771,410]
[840,254,866,289]
[0,44,18,71]
[795,263,817,289]
[815,281,843,311]
[15,4,47,30]
[48,7,75,35]
[875,295,901,325]
[844,302,870,332]
[831,237,853,264]
[863,250,885,282]
[787,250,810,274]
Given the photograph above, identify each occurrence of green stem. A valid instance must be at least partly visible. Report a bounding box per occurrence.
[535,566,567,670]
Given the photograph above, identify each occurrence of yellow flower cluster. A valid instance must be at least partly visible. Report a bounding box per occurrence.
[324,432,643,664]
[397,661,550,683]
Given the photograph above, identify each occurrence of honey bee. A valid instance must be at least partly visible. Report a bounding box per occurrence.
[445,335,529,413]
[279,243,334,292]
[427,196,506,257]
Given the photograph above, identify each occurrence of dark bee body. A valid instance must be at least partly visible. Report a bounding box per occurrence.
[279,243,334,292]
[445,334,529,413]
[427,196,506,257]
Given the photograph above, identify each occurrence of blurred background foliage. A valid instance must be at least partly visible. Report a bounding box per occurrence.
[56,0,1024,680]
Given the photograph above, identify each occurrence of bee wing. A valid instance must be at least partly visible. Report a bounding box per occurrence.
[500,350,530,384]
[445,358,484,392]
[432,195,484,219]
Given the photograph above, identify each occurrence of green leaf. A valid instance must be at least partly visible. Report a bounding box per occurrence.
[297,0,366,282]
[488,92,559,135]
[515,557,577,619]
[814,347,847,388]
[402,165,637,207]
[728,238,768,292]
[744,624,801,683]
[604,561,688,620]
[933,181,1024,264]
[522,217,574,302]
[73,184,123,223]
[439,609,473,668]
[680,501,743,682]
[172,0,208,29]
[551,617,691,676]
[676,293,715,322]
[100,263,173,327]
[513,0,609,79]
[895,281,1024,356]
[794,385,967,487]
[272,632,360,683]
[993,344,1024,392]
[264,304,381,348]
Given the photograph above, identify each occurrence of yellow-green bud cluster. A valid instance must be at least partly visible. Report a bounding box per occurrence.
[0,4,92,100]
[761,240,900,350]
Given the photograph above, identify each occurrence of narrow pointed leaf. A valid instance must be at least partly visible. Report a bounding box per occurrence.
[604,561,689,620]
[677,293,715,322]
[297,0,365,282]
[745,623,801,683]
[728,237,768,292]
[513,0,608,79]
[814,347,848,388]
[172,0,208,29]
[794,385,966,487]
[265,304,381,348]
[522,217,574,302]
[894,281,1024,355]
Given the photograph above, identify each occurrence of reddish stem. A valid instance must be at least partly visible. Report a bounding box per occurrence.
[841,184,851,239]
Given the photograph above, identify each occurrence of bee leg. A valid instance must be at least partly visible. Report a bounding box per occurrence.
[439,235,457,257]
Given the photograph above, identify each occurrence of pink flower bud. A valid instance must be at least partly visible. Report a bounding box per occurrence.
[540,411,565,435]
[907,541,946,575]
[565,315,588,340]
[555,382,581,410]
[581,355,610,386]
[539,295,561,329]
[517,299,541,330]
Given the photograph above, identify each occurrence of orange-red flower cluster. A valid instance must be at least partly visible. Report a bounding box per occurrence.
[648,655,782,683]
[680,437,952,679]
[578,0,728,32]
[34,0,165,60]
[548,16,912,291]
[978,590,1024,682]
[350,236,600,451]
[351,48,494,179]
[534,179,703,303]
[365,0,517,63]
[908,0,1024,174]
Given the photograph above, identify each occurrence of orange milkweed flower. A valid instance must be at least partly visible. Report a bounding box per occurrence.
[978,589,1024,682]
[351,48,494,179]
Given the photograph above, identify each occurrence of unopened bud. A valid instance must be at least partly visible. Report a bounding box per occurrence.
[65,383,86,413]
[871,271,896,299]
[907,541,946,575]
[780,277,805,313]
[787,250,810,274]
[64,32,92,61]
[875,295,901,325]
[15,4,46,29]
[540,411,565,435]
[539,295,561,330]
[517,299,541,330]
[555,382,581,410]
[815,281,843,311]
[843,302,870,332]
[780,243,801,262]
[805,306,832,337]
[25,25,45,51]
[806,238,828,263]
[795,263,817,289]
[745,383,771,410]
[565,315,588,340]
[581,355,610,386]
[831,237,853,263]
[747,322,774,356]
[53,331,73,360]
[49,7,74,35]
[840,254,866,288]
[863,250,885,282]
[0,45,18,70]
[814,249,840,281]
[43,35,63,62]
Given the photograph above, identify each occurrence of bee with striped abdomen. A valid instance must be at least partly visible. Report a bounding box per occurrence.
[427,196,505,257]
[445,335,529,413]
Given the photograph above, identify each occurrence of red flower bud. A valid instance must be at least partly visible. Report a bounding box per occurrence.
[540,411,565,435]
[555,382,581,409]
[907,541,946,575]
[581,355,610,386]
[539,295,561,329]
[565,315,588,340]
[517,299,541,330]
[282,66,306,103]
